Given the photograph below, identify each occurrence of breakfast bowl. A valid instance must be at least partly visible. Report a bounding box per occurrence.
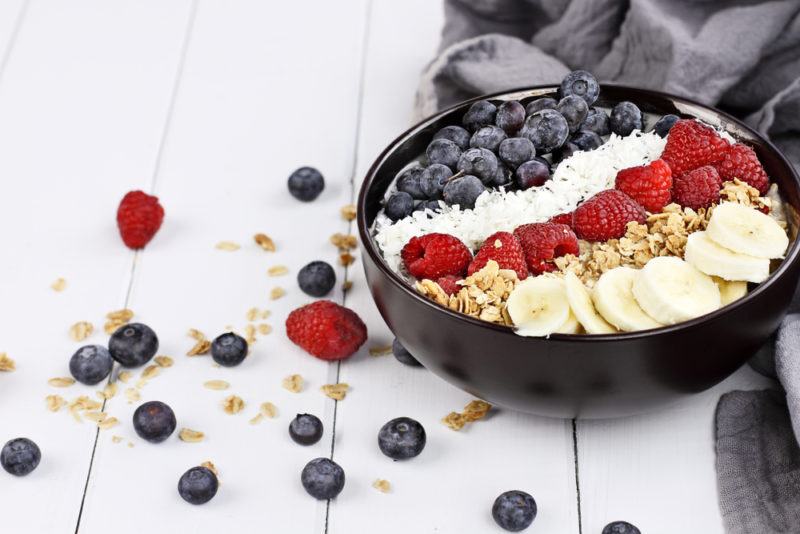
[357,84,800,419]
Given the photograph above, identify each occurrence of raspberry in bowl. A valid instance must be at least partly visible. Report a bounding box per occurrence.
[358,73,800,418]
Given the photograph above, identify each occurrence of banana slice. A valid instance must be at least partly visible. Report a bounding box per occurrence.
[507,277,570,337]
[556,310,582,334]
[632,256,720,325]
[706,202,789,259]
[592,267,662,332]
[712,276,748,306]
[684,231,770,283]
[564,271,616,334]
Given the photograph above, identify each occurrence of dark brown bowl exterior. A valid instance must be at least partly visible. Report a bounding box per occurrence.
[358,85,800,418]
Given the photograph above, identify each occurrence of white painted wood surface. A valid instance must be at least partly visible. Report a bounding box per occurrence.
[0,1,777,533]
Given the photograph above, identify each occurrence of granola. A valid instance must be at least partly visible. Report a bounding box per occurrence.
[443,399,492,431]
[69,321,94,341]
[321,383,349,400]
[282,374,303,393]
[222,395,245,414]
[0,353,15,372]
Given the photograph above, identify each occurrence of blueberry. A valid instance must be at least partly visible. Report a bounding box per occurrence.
[178,466,218,505]
[1,438,41,477]
[108,323,158,368]
[301,458,345,500]
[133,400,176,443]
[520,109,569,154]
[552,141,579,164]
[515,158,551,190]
[443,175,485,209]
[211,332,248,367]
[652,114,679,138]
[69,345,113,385]
[457,147,498,184]
[470,125,507,152]
[492,490,537,532]
[289,413,324,445]
[395,165,427,200]
[419,164,453,199]
[571,130,603,151]
[491,161,513,188]
[557,95,589,133]
[462,100,497,131]
[287,166,325,202]
[413,200,442,215]
[392,338,421,367]
[378,417,426,460]
[433,125,471,151]
[297,260,336,297]
[426,139,462,170]
[602,521,641,534]
[498,137,535,169]
[525,97,558,116]
[580,107,611,136]
[495,100,525,134]
[559,70,600,106]
[384,192,414,221]
[610,101,643,136]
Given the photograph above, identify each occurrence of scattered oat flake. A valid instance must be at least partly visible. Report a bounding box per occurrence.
[48,377,75,388]
[442,412,467,431]
[216,241,240,251]
[321,383,349,401]
[97,382,118,400]
[69,321,94,341]
[259,402,277,419]
[248,413,264,425]
[260,310,271,319]
[372,479,391,493]
[179,428,205,443]
[254,233,276,252]
[223,395,245,414]
[188,328,207,341]
[187,339,211,356]
[204,380,230,390]
[267,265,289,277]
[339,252,355,266]
[330,233,358,250]
[127,442,134,448]
[45,395,66,412]
[104,309,134,334]
[245,324,257,344]
[51,277,67,292]
[200,461,219,478]
[125,388,141,403]
[141,365,160,380]
[84,411,107,423]
[341,204,357,221]
[135,379,148,389]
[270,287,286,300]
[257,323,272,335]
[246,307,260,322]
[154,355,173,368]
[369,345,392,357]
[112,435,123,444]
[442,399,492,430]
[0,353,15,372]
[98,417,119,430]
[282,374,304,393]
[117,370,132,383]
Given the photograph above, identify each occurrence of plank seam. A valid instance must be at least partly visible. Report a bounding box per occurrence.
[0,0,30,88]
[572,418,583,534]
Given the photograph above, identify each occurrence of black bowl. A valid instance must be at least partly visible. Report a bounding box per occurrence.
[357,85,800,418]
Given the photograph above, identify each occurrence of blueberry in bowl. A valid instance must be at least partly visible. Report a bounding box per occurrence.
[358,73,800,418]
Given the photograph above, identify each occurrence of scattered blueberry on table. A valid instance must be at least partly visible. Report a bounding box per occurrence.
[378,417,426,460]
[297,260,337,297]
[287,166,325,201]
[391,338,421,367]
[133,401,176,443]
[301,458,345,500]
[69,345,113,385]
[602,520,641,534]
[1,438,41,477]
[108,322,159,368]
[492,490,537,532]
[211,332,248,367]
[178,466,219,505]
[289,414,324,445]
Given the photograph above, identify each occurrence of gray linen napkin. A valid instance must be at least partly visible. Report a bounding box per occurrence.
[415,1,800,532]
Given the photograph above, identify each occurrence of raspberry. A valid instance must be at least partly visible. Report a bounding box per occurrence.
[548,212,574,227]
[116,190,164,249]
[401,233,472,280]
[671,165,721,210]
[715,143,769,194]
[661,119,729,177]
[467,231,529,280]
[573,190,646,241]
[513,223,579,274]
[436,275,461,295]
[615,159,672,212]
[285,300,367,361]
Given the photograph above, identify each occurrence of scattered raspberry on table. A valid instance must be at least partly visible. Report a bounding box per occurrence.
[116,190,164,249]
[286,300,367,361]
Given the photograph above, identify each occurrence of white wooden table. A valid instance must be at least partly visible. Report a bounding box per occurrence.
[0,1,775,532]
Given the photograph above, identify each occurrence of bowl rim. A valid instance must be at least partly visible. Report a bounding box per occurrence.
[357,83,800,342]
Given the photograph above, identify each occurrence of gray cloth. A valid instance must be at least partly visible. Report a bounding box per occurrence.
[416,1,800,532]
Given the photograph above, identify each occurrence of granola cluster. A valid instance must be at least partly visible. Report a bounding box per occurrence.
[415,260,518,325]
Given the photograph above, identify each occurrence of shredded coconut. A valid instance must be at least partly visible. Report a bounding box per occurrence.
[373,131,667,273]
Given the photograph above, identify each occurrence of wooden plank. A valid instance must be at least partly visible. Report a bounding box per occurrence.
[0,0,195,531]
[327,1,581,532]
[578,366,774,533]
[75,1,369,532]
